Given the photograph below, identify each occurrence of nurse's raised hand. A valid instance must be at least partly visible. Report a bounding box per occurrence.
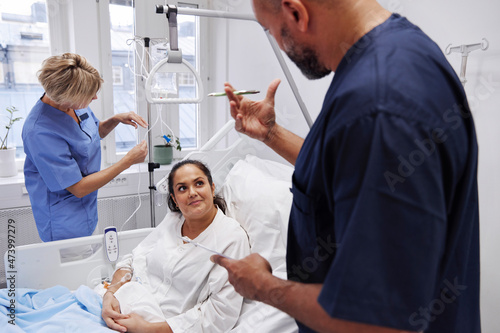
[115,111,148,129]
[123,140,148,166]
[224,79,281,143]
[99,111,148,138]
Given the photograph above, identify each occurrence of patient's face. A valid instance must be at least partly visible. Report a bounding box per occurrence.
[171,164,216,220]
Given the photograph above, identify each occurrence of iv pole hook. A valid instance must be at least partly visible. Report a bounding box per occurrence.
[445,38,489,86]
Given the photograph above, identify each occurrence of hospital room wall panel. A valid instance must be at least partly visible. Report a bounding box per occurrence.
[1,206,43,286]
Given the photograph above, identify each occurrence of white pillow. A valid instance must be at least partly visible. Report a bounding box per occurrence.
[221,155,298,333]
[219,155,293,275]
[243,154,294,183]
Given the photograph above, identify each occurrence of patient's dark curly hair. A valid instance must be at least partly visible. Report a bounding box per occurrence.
[167,160,227,214]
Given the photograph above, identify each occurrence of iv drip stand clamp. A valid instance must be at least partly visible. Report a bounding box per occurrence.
[445,38,489,86]
[145,5,204,104]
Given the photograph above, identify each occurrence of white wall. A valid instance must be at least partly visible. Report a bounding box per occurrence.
[212,0,500,331]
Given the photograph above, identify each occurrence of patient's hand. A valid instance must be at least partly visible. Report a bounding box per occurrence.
[102,292,128,332]
[115,313,148,333]
[116,313,173,333]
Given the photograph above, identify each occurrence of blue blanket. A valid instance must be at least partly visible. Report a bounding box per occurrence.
[0,285,114,333]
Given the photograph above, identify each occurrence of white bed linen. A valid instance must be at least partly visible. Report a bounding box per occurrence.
[114,281,165,322]
[114,208,250,332]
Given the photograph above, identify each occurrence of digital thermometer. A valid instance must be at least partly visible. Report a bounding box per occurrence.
[178,236,232,259]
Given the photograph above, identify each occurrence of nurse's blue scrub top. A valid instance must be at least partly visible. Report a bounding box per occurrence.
[22,96,101,242]
[288,14,480,333]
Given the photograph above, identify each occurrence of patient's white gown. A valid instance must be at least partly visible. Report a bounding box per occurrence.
[113,208,250,332]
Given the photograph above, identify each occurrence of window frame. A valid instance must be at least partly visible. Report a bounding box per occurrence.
[103,0,209,164]
[164,0,208,154]
[6,0,209,170]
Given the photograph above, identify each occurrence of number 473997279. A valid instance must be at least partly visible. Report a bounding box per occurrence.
[7,219,16,270]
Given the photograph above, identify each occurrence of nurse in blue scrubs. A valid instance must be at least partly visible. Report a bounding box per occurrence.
[22,53,148,242]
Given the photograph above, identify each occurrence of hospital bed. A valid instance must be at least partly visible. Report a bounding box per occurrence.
[2,120,299,332]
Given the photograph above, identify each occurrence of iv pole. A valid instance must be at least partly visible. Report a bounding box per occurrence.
[155,5,314,128]
[143,37,160,228]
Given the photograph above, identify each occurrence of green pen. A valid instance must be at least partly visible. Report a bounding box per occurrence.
[207,90,260,97]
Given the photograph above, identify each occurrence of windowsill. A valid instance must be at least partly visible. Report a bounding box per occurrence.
[0,171,25,185]
[0,160,181,186]
[0,160,180,210]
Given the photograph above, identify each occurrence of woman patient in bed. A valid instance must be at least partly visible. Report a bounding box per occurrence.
[101,160,250,333]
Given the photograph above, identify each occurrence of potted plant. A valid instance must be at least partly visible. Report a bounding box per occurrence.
[0,106,22,177]
[153,134,181,165]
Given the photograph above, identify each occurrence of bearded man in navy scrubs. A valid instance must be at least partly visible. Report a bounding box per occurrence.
[213,0,481,332]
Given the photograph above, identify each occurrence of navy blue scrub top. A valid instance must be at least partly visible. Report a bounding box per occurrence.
[23,96,101,242]
[288,14,480,333]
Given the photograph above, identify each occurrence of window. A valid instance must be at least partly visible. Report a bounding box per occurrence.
[0,1,50,158]
[0,0,205,164]
[109,0,136,153]
[179,72,195,86]
[177,4,199,149]
[125,1,202,153]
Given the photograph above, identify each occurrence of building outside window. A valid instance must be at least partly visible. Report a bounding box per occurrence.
[177,9,199,149]
[112,66,124,85]
[109,0,137,153]
[0,1,50,158]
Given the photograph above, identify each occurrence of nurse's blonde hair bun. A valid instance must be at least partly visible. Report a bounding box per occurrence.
[37,53,103,109]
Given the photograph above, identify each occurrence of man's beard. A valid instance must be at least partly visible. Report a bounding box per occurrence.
[281,26,331,80]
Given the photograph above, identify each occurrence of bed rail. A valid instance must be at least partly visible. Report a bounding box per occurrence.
[4,228,153,290]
